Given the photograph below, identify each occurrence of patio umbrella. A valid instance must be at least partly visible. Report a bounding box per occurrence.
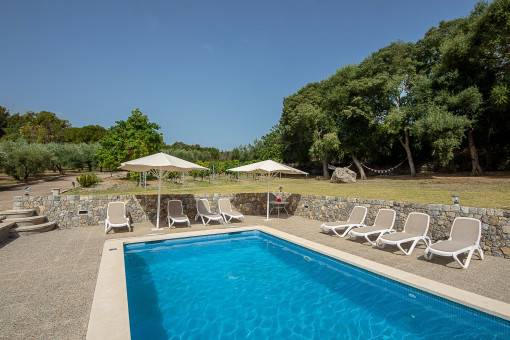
[119,152,208,230]
[227,160,307,221]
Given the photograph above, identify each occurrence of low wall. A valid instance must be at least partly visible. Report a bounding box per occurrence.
[14,193,510,258]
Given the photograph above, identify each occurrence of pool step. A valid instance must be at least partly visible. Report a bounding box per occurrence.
[10,221,56,237]
[0,209,36,219]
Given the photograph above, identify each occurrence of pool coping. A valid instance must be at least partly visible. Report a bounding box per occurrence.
[86,226,510,339]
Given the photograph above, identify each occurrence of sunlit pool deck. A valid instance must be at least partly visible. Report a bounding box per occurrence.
[1,215,509,339]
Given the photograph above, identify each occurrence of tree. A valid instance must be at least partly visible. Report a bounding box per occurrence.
[96,109,163,169]
[19,111,71,143]
[1,112,31,141]
[280,82,323,164]
[75,143,100,171]
[45,143,74,174]
[258,125,284,162]
[414,105,471,166]
[415,6,494,175]
[309,132,340,178]
[322,64,384,179]
[0,140,52,182]
[0,106,9,140]
[356,41,421,176]
[64,125,107,144]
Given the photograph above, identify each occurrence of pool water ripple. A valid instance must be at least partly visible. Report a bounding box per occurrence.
[125,231,509,339]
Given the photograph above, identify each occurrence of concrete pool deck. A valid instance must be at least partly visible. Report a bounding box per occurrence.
[1,215,509,339]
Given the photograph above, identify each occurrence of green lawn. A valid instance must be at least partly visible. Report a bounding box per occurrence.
[67,172,510,210]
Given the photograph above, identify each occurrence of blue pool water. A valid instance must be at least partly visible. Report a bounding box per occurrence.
[124,231,509,339]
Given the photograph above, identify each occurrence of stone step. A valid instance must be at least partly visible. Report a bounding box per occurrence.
[10,221,56,237]
[4,215,47,227]
[0,222,17,243]
[0,216,5,222]
[0,209,36,219]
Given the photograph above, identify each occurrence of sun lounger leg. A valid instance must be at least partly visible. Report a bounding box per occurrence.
[332,225,355,238]
[454,249,474,269]
[476,246,484,260]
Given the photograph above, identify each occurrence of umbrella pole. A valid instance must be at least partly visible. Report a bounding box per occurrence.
[265,173,271,221]
[152,168,163,230]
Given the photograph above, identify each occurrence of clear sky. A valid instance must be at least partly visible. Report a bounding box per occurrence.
[1,0,480,150]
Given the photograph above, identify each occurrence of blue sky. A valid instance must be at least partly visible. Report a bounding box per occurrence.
[1,0,480,150]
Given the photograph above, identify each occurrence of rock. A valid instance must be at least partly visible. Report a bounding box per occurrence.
[330,167,357,183]
[500,247,510,256]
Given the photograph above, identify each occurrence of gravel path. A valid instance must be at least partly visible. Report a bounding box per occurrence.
[0,215,508,339]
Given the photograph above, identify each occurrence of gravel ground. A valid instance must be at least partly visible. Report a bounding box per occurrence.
[0,215,509,339]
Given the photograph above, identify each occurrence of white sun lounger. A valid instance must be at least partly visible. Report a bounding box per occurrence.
[167,200,190,227]
[320,206,368,237]
[348,209,396,246]
[105,201,131,234]
[424,217,484,269]
[218,198,244,223]
[376,212,431,255]
[195,199,224,225]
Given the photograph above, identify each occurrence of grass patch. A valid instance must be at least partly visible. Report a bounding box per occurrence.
[66,172,510,210]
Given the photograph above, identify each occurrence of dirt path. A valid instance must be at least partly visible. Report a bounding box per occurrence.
[0,175,78,211]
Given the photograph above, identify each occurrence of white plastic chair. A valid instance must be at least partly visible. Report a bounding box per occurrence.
[167,200,190,228]
[320,206,367,237]
[195,199,224,225]
[348,209,396,246]
[218,198,244,223]
[376,212,431,255]
[424,217,484,269]
[105,201,130,234]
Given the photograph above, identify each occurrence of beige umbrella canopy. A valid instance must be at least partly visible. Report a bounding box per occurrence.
[228,160,307,220]
[119,152,208,230]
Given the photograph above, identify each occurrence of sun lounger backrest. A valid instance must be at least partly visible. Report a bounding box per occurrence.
[197,199,212,214]
[108,202,126,223]
[218,199,230,213]
[348,206,367,224]
[450,217,481,245]
[168,200,183,216]
[373,209,396,229]
[404,212,430,236]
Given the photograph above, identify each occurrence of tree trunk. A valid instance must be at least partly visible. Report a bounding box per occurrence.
[399,129,416,177]
[468,129,483,176]
[322,160,330,179]
[351,151,366,180]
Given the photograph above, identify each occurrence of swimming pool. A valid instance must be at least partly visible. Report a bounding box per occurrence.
[124,230,510,339]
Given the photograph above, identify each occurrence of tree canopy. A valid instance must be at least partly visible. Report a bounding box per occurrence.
[96,109,163,169]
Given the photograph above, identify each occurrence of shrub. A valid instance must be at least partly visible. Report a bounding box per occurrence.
[76,174,100,188]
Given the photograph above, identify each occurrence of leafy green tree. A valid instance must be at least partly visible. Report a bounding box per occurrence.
[0,140,52,182]
[323,64,385,179]
[0,106,9,140]
[1,112,31,141]
[45,143,73,174]
[77,143,100,171]
[414,105,471,166]
[309,132,340,178]
[64,125,107,144]
[356,41,422,176]
[280,82,323,164]
[19,111,71,143]
[258,125,284,162]
[96,109,163,169]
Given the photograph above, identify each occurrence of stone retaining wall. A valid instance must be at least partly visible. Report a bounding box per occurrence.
[14,193,510,258]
